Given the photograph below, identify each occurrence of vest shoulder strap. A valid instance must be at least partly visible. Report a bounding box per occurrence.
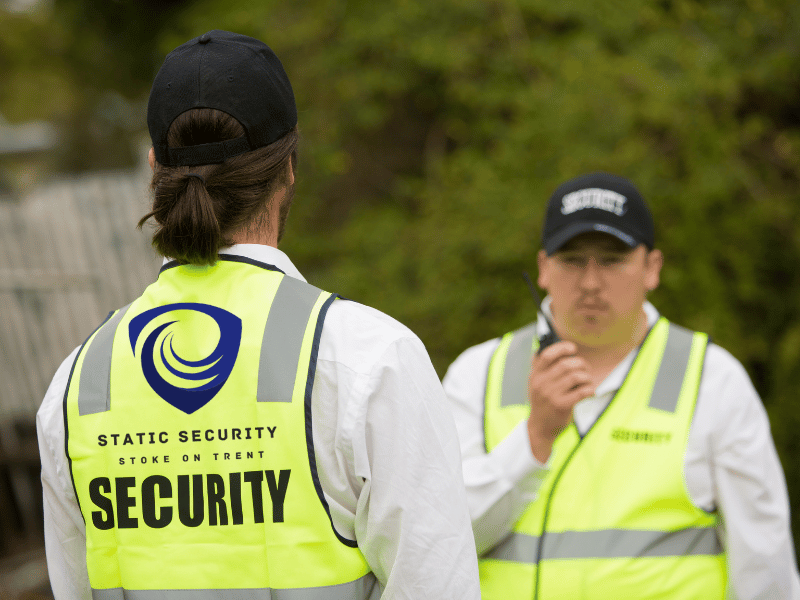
[496,322,538,408]
[257,275,328,404]
[78,303,133,415]
[647,321,706,413]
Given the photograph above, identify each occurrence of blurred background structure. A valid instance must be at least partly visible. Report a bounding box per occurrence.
[1,0,799,595]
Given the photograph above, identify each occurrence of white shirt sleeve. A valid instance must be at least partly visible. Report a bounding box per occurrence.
[441,338,549,555]
[686,344,800,600]
[316,301,480,599]
[356,336,479,598]
[37,346,92,600]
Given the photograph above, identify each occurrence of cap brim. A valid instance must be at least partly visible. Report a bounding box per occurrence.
[544,222,638,255]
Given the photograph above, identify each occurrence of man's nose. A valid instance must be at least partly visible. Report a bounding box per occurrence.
[578,257,603,290]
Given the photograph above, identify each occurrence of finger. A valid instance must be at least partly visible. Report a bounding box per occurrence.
[535,356,590,386]
[541,374,592,408]
[562,384,596,407]
[548,356,590,378]
[535,341,578,368]
[557,370,592,394]
[529,359,588,395]
[538,363,590,389]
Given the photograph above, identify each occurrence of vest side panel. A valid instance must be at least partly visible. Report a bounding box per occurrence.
[675,330,713,512]
[66,307,136,590]
[484,332,515,451]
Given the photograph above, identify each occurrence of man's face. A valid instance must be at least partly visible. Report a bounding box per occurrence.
[537,232,662,349]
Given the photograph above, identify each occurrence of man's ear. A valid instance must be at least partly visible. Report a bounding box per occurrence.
[148,148,156,171]
[644,248,663,292]
[537,250,550,290]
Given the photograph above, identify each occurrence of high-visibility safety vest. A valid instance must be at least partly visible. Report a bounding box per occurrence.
[480,317,726,599]
[64,256,376,599]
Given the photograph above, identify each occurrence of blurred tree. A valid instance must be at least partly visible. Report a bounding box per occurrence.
[2,0,800,547]
[0,0,190,170]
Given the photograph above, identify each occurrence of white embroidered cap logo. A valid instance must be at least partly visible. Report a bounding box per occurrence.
[561,188,627,216]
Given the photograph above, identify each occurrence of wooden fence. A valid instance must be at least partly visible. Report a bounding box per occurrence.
[0,163,161,420]
[0,161,161,586]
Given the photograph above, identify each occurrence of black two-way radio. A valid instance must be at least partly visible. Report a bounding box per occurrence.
[522,272,560,353]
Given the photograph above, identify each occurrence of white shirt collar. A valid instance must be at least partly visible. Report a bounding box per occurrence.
[161,244,307,283]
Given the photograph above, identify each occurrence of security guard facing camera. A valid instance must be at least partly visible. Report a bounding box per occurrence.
[443,172,799,599]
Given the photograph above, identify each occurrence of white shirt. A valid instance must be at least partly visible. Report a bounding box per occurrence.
[37,244,480,600]
[443,299,800,600]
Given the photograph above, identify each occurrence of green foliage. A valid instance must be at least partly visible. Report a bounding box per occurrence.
[4,0,800,546]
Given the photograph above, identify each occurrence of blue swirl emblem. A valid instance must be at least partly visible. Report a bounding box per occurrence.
[128,303,242,414]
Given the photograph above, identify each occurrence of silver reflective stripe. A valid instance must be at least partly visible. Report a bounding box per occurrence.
[500,323,537,407]
[483,530,540,562]
[544,527,722,560]
[647,323,695,413]
[275,574,379,600]
[79,304,132,415]
[484,528,721,564]
[92,573,379,600]
[257,276,323,403]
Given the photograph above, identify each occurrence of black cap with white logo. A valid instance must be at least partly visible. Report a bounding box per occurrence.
[541,172,654,255]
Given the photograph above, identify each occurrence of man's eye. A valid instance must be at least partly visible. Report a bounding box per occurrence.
[562,256,585,266]
[599,255,625,266]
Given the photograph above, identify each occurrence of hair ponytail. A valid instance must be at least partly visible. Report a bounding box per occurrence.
[138,108,298,265]
[142,170,221,264]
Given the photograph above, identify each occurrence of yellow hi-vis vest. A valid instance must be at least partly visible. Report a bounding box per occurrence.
[64,256,376,600]
[480,317,726,599]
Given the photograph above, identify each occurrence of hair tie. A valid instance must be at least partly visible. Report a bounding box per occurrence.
[186,173,206,185]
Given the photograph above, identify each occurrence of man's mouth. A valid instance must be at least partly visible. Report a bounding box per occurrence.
[577,302,608,312]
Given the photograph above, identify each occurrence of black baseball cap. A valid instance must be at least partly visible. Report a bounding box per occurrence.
[147,30,297,167]
[541,172,654,255]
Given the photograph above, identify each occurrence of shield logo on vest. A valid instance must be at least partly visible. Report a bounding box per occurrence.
[128,303,242,414]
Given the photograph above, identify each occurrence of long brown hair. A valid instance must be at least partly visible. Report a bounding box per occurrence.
[139,108,298,265]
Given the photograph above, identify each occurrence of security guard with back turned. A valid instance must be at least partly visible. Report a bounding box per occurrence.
[37,30,479,600]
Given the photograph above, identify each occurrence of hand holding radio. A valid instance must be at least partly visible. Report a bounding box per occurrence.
[525,341,594,462]
[522,273,594,462]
